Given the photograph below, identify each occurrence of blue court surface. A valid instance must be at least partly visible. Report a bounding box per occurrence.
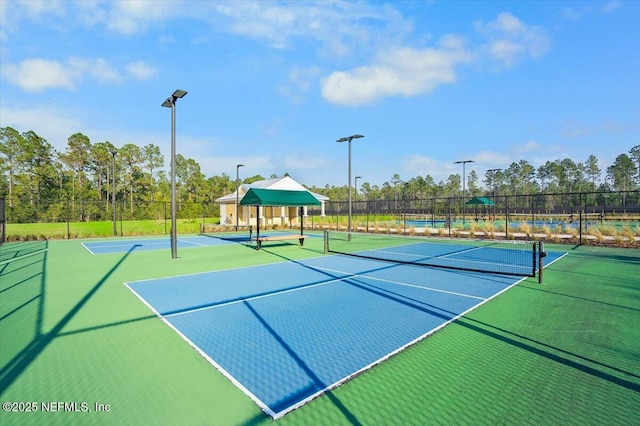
[124,252,565,419]
[82,235,241,254]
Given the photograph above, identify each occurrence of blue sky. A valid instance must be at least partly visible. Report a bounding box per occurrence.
[1,0,638,188]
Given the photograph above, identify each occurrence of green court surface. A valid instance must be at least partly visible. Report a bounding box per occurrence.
[1,235,638,425]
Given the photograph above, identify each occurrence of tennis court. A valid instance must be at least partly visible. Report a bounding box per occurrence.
[1,233,638,425]
[124,235,565,418]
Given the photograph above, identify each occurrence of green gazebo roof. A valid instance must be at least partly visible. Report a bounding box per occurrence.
[465,197,495,205]
[239,188,321,207]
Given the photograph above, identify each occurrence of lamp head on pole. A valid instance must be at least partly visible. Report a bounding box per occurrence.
[162,89,188,107]
[337,134,364,143]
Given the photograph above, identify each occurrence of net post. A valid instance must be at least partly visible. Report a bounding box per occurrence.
[532,241,537,278]
[323,230,329,254]
[538,241,545,284]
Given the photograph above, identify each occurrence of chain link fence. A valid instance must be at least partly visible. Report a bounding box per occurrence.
[308,190,640,245]
[3,191,639,245]
[3,198,220,240]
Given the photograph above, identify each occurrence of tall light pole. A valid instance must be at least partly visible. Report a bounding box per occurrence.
[487,168,501,221]
[454,160,474,224]
[337,134,364,235]
[162,89,188,259]
[236,164,244,231]
[109,147,118,236]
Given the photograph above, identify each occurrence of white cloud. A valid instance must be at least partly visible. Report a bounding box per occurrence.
[321,36,473,106]
[211,1,409,57]
[0,104,83,149]
[562,124,590,138]
[475,12,550,67]
[514,140,542,153]
[1,58,80,92]
[472,151,512,165]
[125,61,158,80]
[601,1,622,14]
[279,66,321,103]
[2,57,157,92]
[105,0,181,35]
[281,155,329,170]
[561,1,621,21]
[68,57,124,84]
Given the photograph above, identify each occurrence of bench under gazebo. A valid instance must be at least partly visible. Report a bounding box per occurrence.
[466,196,495,221]
[239,188,321,249]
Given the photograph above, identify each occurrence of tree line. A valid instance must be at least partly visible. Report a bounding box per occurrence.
[1,126,639,214]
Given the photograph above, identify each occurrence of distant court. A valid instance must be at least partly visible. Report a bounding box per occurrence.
[81,235,238,254]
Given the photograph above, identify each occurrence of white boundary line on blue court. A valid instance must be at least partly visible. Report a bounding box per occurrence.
[123,280,279,419]
[315,265,488,300]
[267,272,529,419]
[124,259,293,283]
[80,242,96,255]
[80,235,228,255]
[163,274,353,318]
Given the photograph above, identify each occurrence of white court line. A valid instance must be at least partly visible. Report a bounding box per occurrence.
[80,242,96,255]
[308,264,487,300]
[177,238,209,247]
[163,274,356,318]
[360,245,532,274]
[123,281,278,419]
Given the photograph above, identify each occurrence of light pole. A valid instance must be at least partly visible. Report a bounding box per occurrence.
[487,168,501,222]
[454,160,474,224]
[236,164,244,231]
[162,89,188,259]
[337,134,364,235]
[109,147,118,236]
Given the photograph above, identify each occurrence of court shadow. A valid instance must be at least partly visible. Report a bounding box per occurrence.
[0,240,48,263]
[0,241,48,380]
[246,248,640,400]
[0,244,139,395]
[522,283,640,312]
[243,301,362,424]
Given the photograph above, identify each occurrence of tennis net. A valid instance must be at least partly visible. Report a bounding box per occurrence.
[324,230,541,277]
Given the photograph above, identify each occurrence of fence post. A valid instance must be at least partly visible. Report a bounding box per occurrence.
[66,200,70,239]
[579,193,582,245]
[120,198,124,236]
[505,196,509,240]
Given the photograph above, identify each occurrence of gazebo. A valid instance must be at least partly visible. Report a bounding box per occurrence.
[215,176,328,227]
[465,197,495,221]
[240,188,321,247]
